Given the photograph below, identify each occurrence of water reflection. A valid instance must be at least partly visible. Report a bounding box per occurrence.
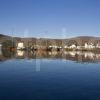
[0,47,2,56]
[16,50,25,57]
[0,50,100,63]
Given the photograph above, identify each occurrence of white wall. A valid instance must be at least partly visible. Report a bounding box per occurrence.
[17,43,24,49]
[69,44,76,48]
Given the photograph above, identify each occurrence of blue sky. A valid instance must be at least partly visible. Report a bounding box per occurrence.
[0,0,100,38]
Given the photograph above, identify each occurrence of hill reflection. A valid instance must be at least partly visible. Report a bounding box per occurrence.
[0,50,100,63]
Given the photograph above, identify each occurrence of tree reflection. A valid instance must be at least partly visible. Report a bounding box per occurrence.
[0,50,100,63]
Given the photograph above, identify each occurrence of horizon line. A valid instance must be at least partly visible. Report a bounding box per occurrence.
[0,33,100,39]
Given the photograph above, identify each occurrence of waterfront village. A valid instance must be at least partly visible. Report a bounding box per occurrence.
[0,34,100,52]
[0,34,100,62]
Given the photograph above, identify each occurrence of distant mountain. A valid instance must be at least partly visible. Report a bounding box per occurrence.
[0,34,7,37]
[0,34,11,38]
[0,34,100,43]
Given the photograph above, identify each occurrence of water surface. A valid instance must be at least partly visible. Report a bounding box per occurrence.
[0,50,100,100]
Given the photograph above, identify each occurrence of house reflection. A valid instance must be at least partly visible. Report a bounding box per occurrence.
[14,50,100,63]
[16,50,24,57]
[0,50,100,63]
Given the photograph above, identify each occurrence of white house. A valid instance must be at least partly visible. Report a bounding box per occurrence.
[17,42,25,50]
[64,46,68,48]
[48,45,57,48]
[85,43,95,49]
[77,46,81,49]
[49,45,52,48]
[85,43,88,48]
[69,44,77,49]
[96,43,100,48]
[51,45,58,48]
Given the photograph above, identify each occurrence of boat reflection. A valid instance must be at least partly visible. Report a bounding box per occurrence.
[0,50,100,63]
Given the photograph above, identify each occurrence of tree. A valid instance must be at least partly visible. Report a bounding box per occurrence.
[2,40,15,49]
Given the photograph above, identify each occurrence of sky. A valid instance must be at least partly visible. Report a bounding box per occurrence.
[0,0,100,38]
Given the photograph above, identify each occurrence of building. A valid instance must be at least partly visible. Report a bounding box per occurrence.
[69,44,77,49]
[84,43,95,49]
[17,42,25,50]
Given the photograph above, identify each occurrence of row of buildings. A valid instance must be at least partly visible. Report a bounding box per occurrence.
[16,38,100,50]
[0,34,100,51]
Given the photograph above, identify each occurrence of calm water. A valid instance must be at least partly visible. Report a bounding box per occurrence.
[0,50,100,100]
